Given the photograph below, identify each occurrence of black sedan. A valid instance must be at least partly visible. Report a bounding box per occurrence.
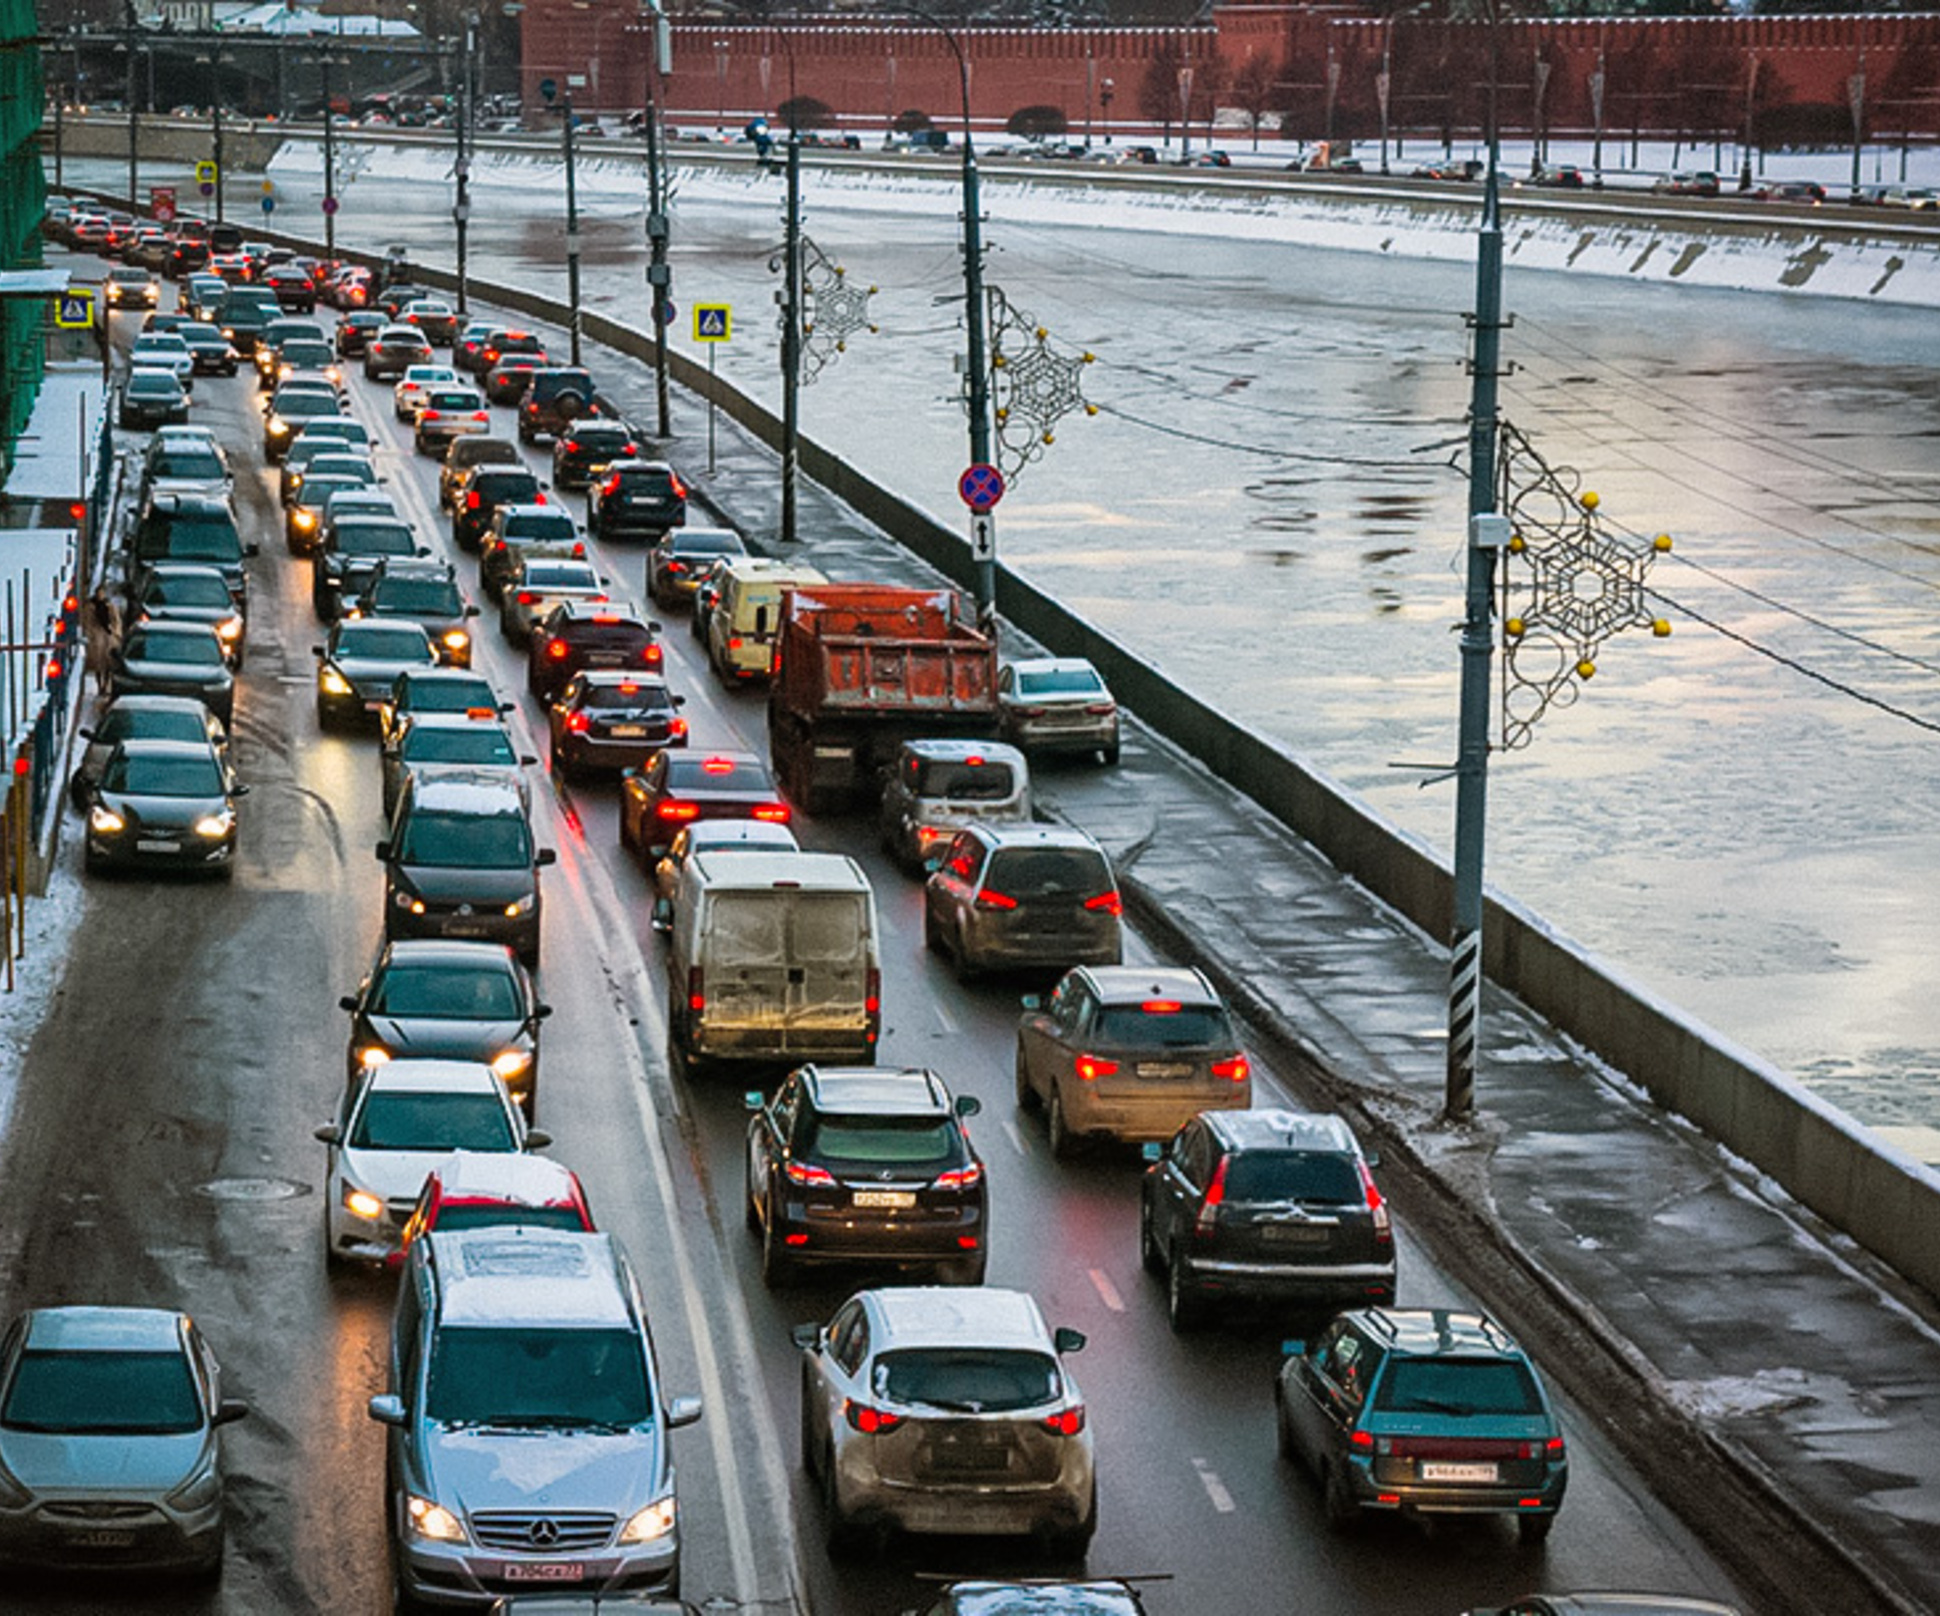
[314,620,439,730]
[363,325,434,381]
[131,562,248,670]
[313,517,423,621]
[335,309,387,357]
[547,670,687,779]
[550,420,640,491]
[82,738,245,878]
[119,369,191,430]
[71,694,228,810]
[349,560,480,668]
[339,938,551,1118]
[262,385,344,461]
[618,748,790,863]
[379,667,506,748]
[110,622,236,726]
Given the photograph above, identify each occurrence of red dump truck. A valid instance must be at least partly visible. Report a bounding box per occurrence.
[767,583,1000,814]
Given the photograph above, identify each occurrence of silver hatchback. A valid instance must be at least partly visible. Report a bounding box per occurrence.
[795,1286,1095,1556]
[0,1306,247,1576]
[923,825,1122,979]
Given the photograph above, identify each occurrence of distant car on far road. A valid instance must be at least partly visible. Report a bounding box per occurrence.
[1652,169,1720,196]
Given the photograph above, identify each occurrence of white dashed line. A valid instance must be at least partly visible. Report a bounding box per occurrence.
[1001,1119,1030,1157]
[1192,1457,1237,1514]
[1087,1268,1125,1312]
[934,1002,957,1034]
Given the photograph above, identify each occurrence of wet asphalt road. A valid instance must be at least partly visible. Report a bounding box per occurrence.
[0,258,1750,1614]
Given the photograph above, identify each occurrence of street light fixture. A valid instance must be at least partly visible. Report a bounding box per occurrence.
[713,38,728,135]
[1099,76,1114,144]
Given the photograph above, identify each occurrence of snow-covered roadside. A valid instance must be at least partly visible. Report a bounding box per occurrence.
[0,844,85,1143]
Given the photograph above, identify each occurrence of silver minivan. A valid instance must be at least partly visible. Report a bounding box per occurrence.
[878,738,1030,873]
[666,850,880,1072]
[370,1228,701,1606]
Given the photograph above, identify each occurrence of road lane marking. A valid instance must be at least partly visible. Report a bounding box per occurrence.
[1192,1456,1237,1513]
[1002,1119,1030,1157]
[1088,1268,1125,1312]
[934,1002,956,1034]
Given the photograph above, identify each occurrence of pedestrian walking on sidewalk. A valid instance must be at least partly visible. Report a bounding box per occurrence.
[83,586,120,694]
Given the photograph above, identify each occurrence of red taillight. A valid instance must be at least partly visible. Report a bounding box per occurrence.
[1211,1054,1250,1083]
[727,636,743,651]
[1085,702,1115,715]
[932,1161,982,1190]
[643,644,663,667]
[976,889,1018,911]
[752,804,791,823]
[535,491,547,505]
[667,559,686,575]
[591,613,622,625]
[784,1159,837,1187]
[658,800,699,822]
[1349,1427,1375,1451]
[517,591,540,606]
[1084,891,1123,916]
[465,491,480,509]
[864,967,881,1018]
[602,474,621,497]
[1074,1054,1117,1082]
[421,410,441,421]
[1197,1154,1230,1233]
[669,716,688,738]
[701,757,735,775]
[1142,1000,1181,1014]
[1360,1159,1392,1243]
[471,411,489,422]
[564,711,590,733]
[686,965,704,1014]
[669,472,688,498]
[547,639,569,660]
[1042,1406,1086,1437]
[844,1400,904,1436]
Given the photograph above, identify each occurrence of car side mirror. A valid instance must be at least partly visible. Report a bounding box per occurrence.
[524,1129,553,1149]
[1019,993,1042,1011]
[366,1393,407,1427]
[535,848,557,867]
[671,694,686,707]
[519,754,538,768]
[232,782,250,797]
[79,726,94,740]
[465,604,480,617]
[534,1004,554,1021]
[311,645,324,658]
[666,1394,703,1429]
[648,620,663,634]
[1141,1141,1163,1165]
[374,841,391,859]
[313,1123,342,1145]
[214,1398,250,1426]
[416,546,431,557]
[954,1095,981,1119]
[498,702,514,715]
[790,1324,822,1353]
[244,542,261,557]
[338,994,359,1013]
[1052,1327,1087,1355]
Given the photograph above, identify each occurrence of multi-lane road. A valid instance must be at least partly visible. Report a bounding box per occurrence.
[0,254,1751,1614]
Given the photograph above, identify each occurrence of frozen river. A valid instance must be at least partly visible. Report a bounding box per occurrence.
[71,150,1940,1156]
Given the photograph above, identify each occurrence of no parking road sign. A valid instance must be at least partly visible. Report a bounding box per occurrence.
[958,462,1005,512]
[694,304,731,342]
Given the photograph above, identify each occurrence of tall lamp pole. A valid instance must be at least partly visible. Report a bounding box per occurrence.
[643,9,674,438]
[125,22,140,209]
[1445,5,1508,1125]
[563,91,583,364]
[210,39,225,224]
[455,13,476,314]
[321,53,338,259]
[780,128,802,545]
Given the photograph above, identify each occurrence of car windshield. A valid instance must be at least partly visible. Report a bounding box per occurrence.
[570,426,631,452]
[100,709,208,746]
[128,373,180,398]
[524,563,599,590]
[1221,1150,1360,1204]
[874,1348,1060,1413]
[915,759,1015,802]
[125,632,224,668]
[298,423,369,450]
[275,393,339,417]
[282,342,333,366]
[376,578,462,614]
[335,525,416,557]
[149,449,225,482]
[370,962,522,1019]
[425,391,480,412]
[501,511,568,538]
[106,753,225,795]
[395,810,531,869]
[137,519,239,563]
[1017,666,1107,697]
[403,728,517,767]
[1374,1357,1545,1417]
[666,756,763,790]
[144,572,232,609]
[430,1204,585,1234]
[404,679,497,714]
[985,848,1110,897]
[349,1089,516,1151]
[1094,1004,1232,1047]
[426,1327,649,1429]
[339,625,433,661]
[800,1114,960,1168]
[1,1349,201,1435]
[671,533,743,559]
[617,470,676,494]
[312,458,376,483]
[582,683,670,712]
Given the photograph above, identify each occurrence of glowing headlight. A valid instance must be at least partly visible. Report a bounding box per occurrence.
[194,810,235,839]
[217,617,244,641]
[293,509,317,530]
[442,630,469,649]
[357,1044,392,1068]
[490,1049,532,1079]
[319,669,352,695]
[266,415,287,436]
[405,1494,467,1544]
[166,1459,221,1513]
[504,893,537,918]
[618,1497,676,1544]
[343,1186,384,1221]
[89,805,126,834]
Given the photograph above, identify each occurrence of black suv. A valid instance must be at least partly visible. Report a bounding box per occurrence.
[744,1065,987,1286]
[335,309,386,357]
[314,516,422,621]
[516,366,598,443]
[350,559,480,668]
[451,464,544,552]
[527,600,663,700]
[1140,1108,1395,1330]
[588,459,687,542]
[550,420,640,491]
[127,494,256,608]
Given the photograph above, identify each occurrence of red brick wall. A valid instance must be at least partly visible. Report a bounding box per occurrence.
[520,5,1940,144]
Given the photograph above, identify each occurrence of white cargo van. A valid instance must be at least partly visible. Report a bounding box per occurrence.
[667,850,880,1070]
[705,558,827,683]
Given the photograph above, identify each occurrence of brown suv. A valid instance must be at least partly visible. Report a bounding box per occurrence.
[516,367,598,444]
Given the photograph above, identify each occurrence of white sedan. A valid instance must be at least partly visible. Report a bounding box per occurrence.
[315,1059,547,1267]
[129,332,197,386]
[392,363,461,422]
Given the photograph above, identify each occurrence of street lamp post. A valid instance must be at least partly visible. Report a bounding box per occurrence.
[1100,76,1113,143]
[1085,48,1094,150]
[713,39,728,135]
[321,53,339,259]
[641,0,675,439]
[125,31,140,209]
[454,13,477,314]
[563,91,583,364]
[210,39,225,224]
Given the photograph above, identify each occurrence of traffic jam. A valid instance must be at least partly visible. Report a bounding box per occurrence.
[12,199,1738,1616]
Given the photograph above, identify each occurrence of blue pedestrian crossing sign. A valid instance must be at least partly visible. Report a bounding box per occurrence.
[54,289,95,330]
[694,304,731,343]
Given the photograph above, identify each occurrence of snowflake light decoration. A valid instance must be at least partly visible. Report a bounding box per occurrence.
[988,288,1096,483]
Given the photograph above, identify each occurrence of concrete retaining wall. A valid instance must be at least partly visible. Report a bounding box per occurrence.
[101,195,1937,1300]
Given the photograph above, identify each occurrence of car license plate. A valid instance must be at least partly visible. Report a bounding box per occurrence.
[136,839,181,854]
[610,724,648,738]
[445,922,493,938]
[502,1562,586,1583]
[587,652,624,666]
[852,1190,915,1209]
[1420,1461,1498,1482]
[1136,1062,1193,1080]
[1261,1224,1329,1246]
[69,1529,137,1548]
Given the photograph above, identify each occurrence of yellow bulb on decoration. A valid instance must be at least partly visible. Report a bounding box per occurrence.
[1042,431,1055,446]
[1505,617,1526,638]
[1581,491,1600,511]
[1508,533,1527,554]
[1654,533,1673,552]
[1653,618,1672,638]
[1576,658,1596,679]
